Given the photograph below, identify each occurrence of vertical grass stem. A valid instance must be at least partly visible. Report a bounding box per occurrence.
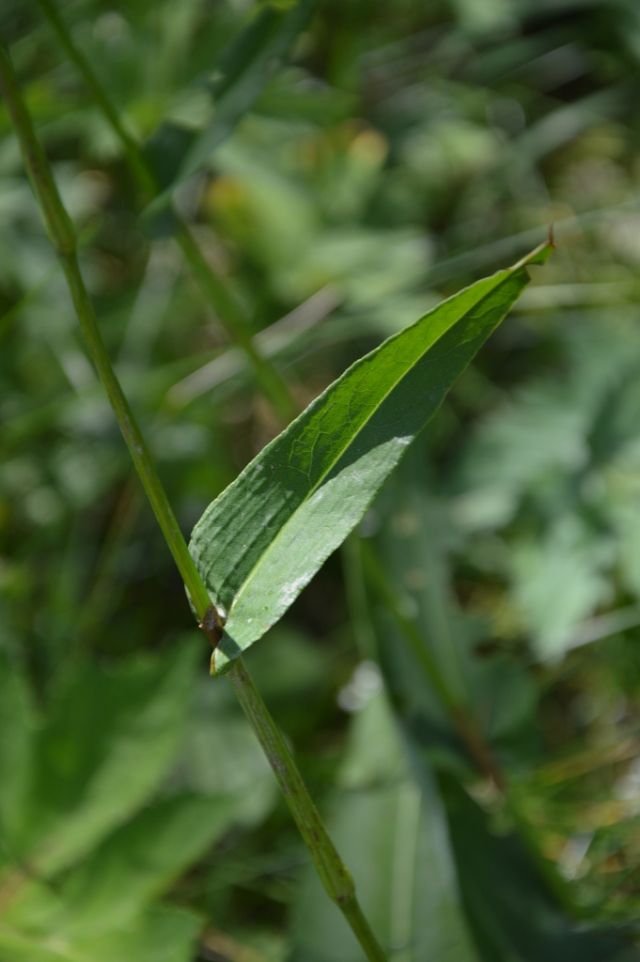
[0,40,387,962]
[36,0,296,422]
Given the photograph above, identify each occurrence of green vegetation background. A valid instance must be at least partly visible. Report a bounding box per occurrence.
[1,0,640,959]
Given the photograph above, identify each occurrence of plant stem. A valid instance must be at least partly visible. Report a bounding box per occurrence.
[35,0,296,423]
[228,659,388,962]
[0,41,387,962]
[60,246,214,617]
[175,224,296,419]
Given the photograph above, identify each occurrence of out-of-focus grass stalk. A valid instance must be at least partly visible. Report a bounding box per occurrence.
[360,541,506,789]
[0,41,388,962]
[36,0,296,423]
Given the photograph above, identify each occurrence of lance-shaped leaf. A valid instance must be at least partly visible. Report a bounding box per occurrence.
[190,243,552,671]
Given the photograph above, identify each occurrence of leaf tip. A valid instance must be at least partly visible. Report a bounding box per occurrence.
[512,237,554,272]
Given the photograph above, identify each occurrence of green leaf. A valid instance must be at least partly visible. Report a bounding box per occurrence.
[440,776,640,962]
[0,648,224,962]
[190,243,552,671]
[8,644,199,875]
[292,692,640,962]
[4,795,234,938]
[176,673,277,826]
[0,905,202,962]
[452,378,588,530]
[291,693,481,962]
[74,906,203,962]
[511,516,612,659]
[143,0,315,196]
[366,446,540,771]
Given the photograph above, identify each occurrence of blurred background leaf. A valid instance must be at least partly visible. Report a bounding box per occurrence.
[290,693,481,961]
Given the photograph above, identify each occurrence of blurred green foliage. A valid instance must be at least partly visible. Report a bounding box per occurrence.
[1,0,640,958]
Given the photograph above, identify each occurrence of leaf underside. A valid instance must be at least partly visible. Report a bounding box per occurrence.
[189,242,552,671]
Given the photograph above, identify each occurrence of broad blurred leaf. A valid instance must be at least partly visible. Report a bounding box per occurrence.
[511,516,612,659]
[4,643,200,875]
[175,670,277,826]
[291,691,640,962]
[451,316,640,658]
[190,244,552,670]
[453,379,588,530]
[290,693,481,962]
[0,645,239,962]
[354,448,640,958]
[0,904,202,962]
[4,795,233,938]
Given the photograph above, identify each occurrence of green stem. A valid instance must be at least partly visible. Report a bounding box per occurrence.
[36,0,296,422]
[0,41,387,962]
[228,660,388,962]
[59,246,213,617]
[35,0,155,198]
[0,41,209,616]
[175,224,296,419]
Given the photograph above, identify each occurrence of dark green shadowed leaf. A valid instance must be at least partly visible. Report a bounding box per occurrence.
[187,0,316,179]
[366,446,541,773]
[0,656,35,845]
[189,243,552,671]
[1,796,234,947]
[143,0,315,198]
[440,776,640,962]
[291,693,640,962]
